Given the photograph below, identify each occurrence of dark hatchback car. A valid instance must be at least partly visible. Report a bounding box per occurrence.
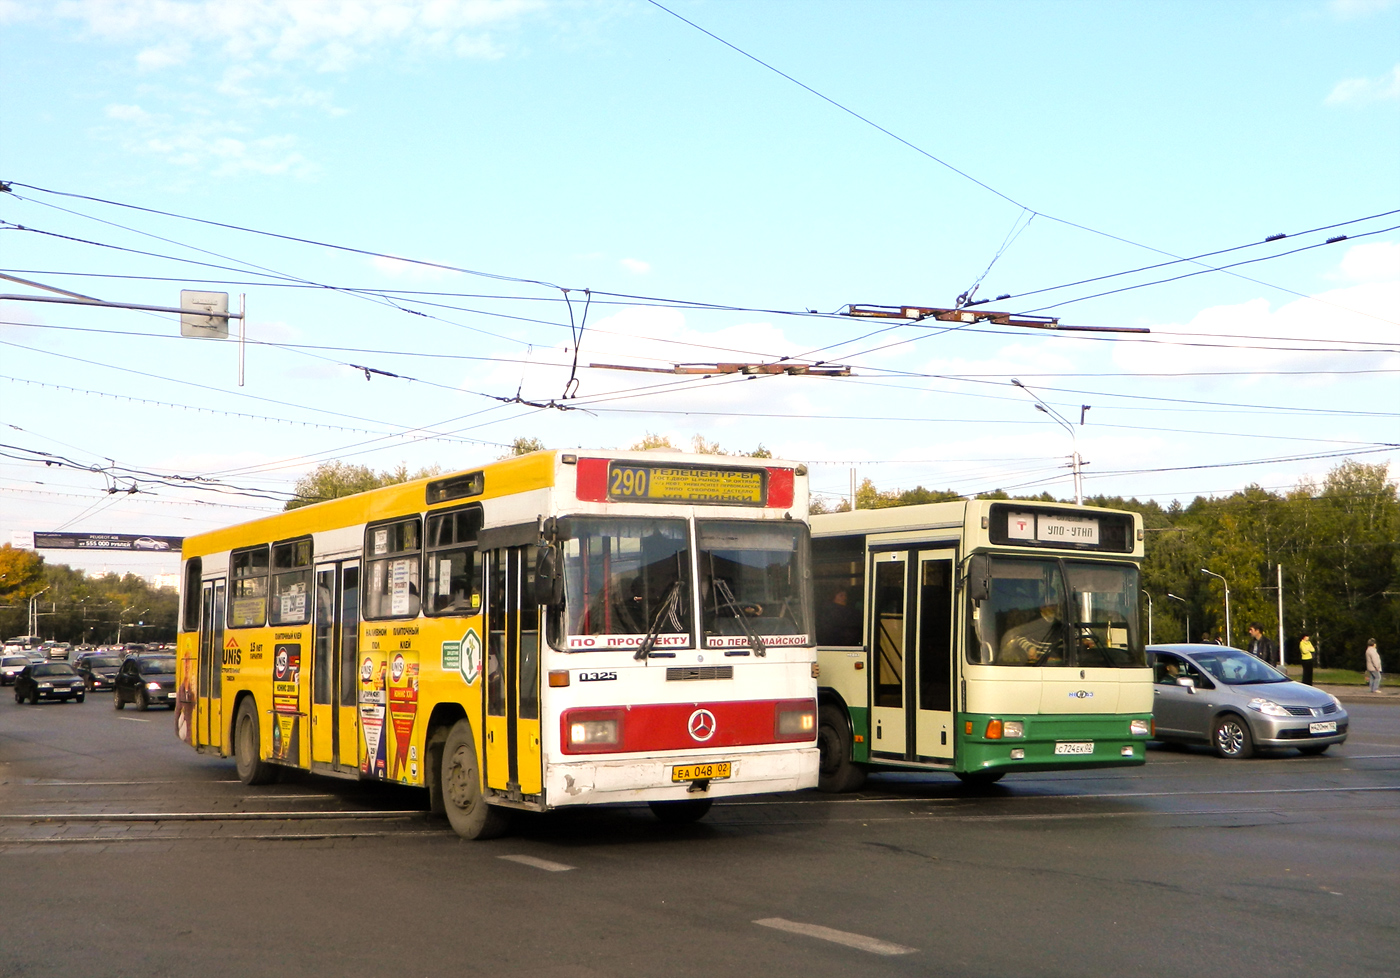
[14,662,87,704]
[113,655,177,711]
[76,654,123,692]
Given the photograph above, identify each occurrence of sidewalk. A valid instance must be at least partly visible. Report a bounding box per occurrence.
[1314,683,1400,706]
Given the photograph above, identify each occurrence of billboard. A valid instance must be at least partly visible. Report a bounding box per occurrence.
[32,532,183,552]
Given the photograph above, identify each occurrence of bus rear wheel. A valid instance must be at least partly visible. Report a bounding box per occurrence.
[648,798,713,824]
[234,698,276,785]
[441,720,510,840]
[817,704,866,793]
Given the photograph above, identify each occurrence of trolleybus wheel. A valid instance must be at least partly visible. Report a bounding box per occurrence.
[817,703,867,793]
[955,769,1005,787]
[648,798,713,824]
[234,698,276,785]
[1213,714,1254,759]
[441,720,509,840]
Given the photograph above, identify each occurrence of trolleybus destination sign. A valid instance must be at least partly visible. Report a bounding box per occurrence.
[605,462,765,505]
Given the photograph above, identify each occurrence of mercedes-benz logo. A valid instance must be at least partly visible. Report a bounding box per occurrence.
[687,708,716,742]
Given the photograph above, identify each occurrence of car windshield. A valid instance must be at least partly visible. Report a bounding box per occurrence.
[138,658,176,675]
[697,520,810,649]
[1190,648,1287,685]
[970,558,1145,667]
[560,517,691,651]
[88,657,121,668]
[33,664,77,677]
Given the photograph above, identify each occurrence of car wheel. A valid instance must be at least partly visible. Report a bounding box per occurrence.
[113,689,125,710]
[28,689,39,705]
[1213,714,1254,759]
[75,694,85,704]
[137,690,149,712]
[1297,744,1330,756]
[441,719,510,840]
[816,703,867,793]
[15,689,24,703]
[234,698,276,785]
[649,799,714,824]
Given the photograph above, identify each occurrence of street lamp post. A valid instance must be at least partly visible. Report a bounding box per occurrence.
[1011,379,1088,505]
[28,586,50,638]
[1200,569,1231,647]
[1167,593,1189,644]
[1141,589,1153,645]
[117,606,148,646]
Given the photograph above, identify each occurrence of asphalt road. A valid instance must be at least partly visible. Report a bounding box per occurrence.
[2,689,1397,978]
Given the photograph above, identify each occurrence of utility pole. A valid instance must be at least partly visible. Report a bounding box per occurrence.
[1011,379,1087,504]
[1167,593,1189,644]
[1276,563,1285,671]
[1201,569,1231,647]
[28,586,50,637]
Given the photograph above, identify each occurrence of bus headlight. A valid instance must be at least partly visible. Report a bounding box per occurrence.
[562,709,623,753]
[1130,719,1151,736]
[776,703,817,740]
[1002,721,1025,738]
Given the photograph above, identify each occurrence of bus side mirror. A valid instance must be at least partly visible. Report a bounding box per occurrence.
[966,555,991,603]
[535,546,564,608]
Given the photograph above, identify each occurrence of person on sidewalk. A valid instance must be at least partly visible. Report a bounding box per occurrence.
[1299,632,1315,686]
[1247,623,1276,666]
[1365,638,1383,693]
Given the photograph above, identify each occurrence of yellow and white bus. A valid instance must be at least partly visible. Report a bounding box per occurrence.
[811,499,1151,790]
[176,450,819,837]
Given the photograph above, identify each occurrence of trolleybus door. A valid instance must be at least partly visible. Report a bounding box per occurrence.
[913,550,956,762]
[197,579,225,749]
[870,551,909,757]
[310,560,361,773]
[484,546,544,799]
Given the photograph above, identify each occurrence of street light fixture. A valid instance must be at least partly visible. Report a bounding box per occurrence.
[1167,593,1189,644]
[1199,569,1231,647]
[1011,379,1087,504]
[117,606,149,646]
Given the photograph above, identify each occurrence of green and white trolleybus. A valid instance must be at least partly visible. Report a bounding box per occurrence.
[811,499,1151,790]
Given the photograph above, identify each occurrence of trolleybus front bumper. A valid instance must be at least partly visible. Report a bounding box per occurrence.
[959,712,1153,776]
[545,746,819,807]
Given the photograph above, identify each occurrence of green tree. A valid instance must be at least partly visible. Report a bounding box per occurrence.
[502,436,546,457]
[285,461,442,510]
[630,432,678,451]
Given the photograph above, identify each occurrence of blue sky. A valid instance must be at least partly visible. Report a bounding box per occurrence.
[1,0,1397,580]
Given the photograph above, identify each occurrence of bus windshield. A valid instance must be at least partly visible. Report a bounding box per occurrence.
[970,558,1144,668]
[560,517,691,651]
[698,521,810,649]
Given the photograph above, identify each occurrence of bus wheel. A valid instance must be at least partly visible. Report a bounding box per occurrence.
[442,720,509,840]
[955,770,1005,787]
[234,699,276,785]
[649,798,713,824]
[817,704,866,793]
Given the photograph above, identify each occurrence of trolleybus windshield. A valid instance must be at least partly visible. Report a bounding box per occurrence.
[697,521,810,649]
[971,558,1143,668]
[560,517,691,651]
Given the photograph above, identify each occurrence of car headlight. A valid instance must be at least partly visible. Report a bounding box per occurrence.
[1327,694,1342,709]
[1247,698,1289,717]
[146,682,163,691]
[38,682,53,688]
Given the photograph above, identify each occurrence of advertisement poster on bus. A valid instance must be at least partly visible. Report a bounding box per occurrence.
[271,643,301,764]
[359,655,387,778]
[387,651,420,781]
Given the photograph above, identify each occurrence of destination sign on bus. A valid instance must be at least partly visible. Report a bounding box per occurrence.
[606,462,765,506]
[987,503,1135,552]
[1006,512,1101,545]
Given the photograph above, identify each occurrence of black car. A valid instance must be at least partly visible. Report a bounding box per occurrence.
[113,655,177,711]
[76,654,123,692]
[14,663,87,703]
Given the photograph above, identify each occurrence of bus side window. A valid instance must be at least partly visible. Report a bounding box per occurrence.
[425,506,484,617]
[813,534,865,647]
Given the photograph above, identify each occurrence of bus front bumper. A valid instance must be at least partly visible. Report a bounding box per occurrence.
[959,713,1152,775]
[545,746,819,808]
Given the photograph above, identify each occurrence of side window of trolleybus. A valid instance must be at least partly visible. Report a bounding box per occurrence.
[425,507,483,616]
[697,521,810,646]
[269,538,312,626]
[364,518,422,619]
[229,545,269,628]
[559,517,691,651]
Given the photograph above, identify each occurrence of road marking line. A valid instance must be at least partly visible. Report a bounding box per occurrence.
[116,717,151,723]
[754,918,915,956]
[0,811,424,822]
[498,854,575,872]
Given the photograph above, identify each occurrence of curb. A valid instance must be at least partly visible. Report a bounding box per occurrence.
[1315,685,1400,706]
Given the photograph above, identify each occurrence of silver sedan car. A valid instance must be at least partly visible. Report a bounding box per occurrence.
[1148,644,1348,758]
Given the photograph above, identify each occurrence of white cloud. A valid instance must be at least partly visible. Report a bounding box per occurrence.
[104,102,152,122]
[135,39,189,70]
[619,257,651,275]
[1329,0,1398,19]
[1330,240,1400,283]
[1325,63,1400,105]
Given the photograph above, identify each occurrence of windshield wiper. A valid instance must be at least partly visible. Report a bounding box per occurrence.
[635,580,684,663]
[713,578,766,657]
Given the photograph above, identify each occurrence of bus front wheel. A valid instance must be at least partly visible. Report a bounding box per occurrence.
[234,699,276,785]
[441,720,510,840]
[817,704,867,793]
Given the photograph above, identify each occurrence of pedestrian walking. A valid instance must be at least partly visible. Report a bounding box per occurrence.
[1365,638,1383,694]
[1247,623,1276,665]
[1298,632,1315,686]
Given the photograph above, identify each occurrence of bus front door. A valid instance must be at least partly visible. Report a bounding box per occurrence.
[311,560,362,774]
[869,549,957,764]
[484,546,543,800]
[197,580,225,750]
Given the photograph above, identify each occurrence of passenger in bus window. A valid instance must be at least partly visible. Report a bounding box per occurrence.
[999,600,1065,665]
[817,588,861,646]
